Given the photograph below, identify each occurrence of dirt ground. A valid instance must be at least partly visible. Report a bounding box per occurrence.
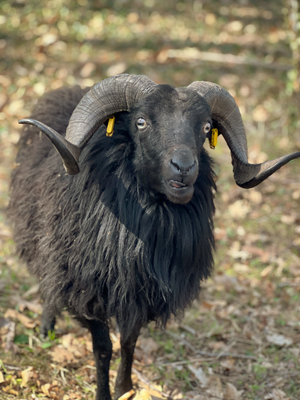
[0,1,300,399]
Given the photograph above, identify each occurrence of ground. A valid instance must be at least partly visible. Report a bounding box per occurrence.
[0,1,300,399]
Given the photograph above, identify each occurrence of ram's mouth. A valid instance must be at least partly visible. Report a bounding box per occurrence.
[164,179,194,204]
[169,180,188,189]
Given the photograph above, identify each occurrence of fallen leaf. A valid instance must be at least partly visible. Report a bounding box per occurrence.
[252,105,268,122]
[266,332,293,347]
[138,337,159,355]
[110,332,121,352]
[0,317,17,353]
[269,389,289,400]
[244,189,262,204]
[10,296,43,314]
[138,382,165,399]
[134,389,152,400]
[118,389,135,400]
[0,371,4,383]
[281,215,296,224]
[4,309,36,329]
[187,365,208,387]
[21,366,34,387]
[260,265,274,278]
[85,339,93,352]
[62,334,73,349]
[50,346,76,363]
[41,383,52,397]
[228,200,250,219]
[224,382,243,400]
[206,375,223,398]
[221,358,235,370]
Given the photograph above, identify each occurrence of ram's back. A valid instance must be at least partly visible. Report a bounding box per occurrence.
[9,86,88,270]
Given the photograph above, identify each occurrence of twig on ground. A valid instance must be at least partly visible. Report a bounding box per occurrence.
[179,324,197,336]
[152,358,212,367]
[165,330,257,360]
[2,364,21,371]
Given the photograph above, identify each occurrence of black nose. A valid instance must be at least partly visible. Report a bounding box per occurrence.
[170,149,196,174]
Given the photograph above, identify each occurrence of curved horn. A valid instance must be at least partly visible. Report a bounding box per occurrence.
[188,81,300,188]
[19,74,157,174]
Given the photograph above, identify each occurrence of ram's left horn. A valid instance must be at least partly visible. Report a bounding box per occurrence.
[19,119,81,174]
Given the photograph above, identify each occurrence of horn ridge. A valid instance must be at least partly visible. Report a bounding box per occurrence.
[19,118,80,175]
[187,80,300,188]
[19,75,157,175]
[66,74,157,149]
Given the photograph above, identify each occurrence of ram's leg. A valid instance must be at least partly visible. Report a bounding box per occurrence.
[40,305,56,338]
[114,323,142,400]
[84,319,112,400]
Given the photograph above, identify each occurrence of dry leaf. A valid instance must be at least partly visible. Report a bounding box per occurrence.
[206,375,223,398]
[41,383,52,397]
[4,309,36,329]
[138,382,165,399]
[266,333,293,347]
[110,333,121,352]
[228,200,250,219]
[269,389,289,400]
[260,265,274,278]
[252,105,268,122]
[134,389,152,400]
[21,366,34,387]
[10,296,43,314]
[224,382,243,400]
[138,337,159,355]
[221,358,235,370]
[62,334,73,348]
[0,318,17,353]
[118,389,135,400]
[50,346,76,363]
[85,339,93,352]
[0,371,4,383]
[187,365,208,387]
[281,215,296,224]
[244,189,262,204]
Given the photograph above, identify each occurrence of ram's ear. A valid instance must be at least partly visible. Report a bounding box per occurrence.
[19,119,81,174]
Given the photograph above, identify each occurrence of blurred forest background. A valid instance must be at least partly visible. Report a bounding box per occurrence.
[0,0,300,399]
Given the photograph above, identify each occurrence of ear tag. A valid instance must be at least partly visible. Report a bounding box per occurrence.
[209,128,218,149]
[106,116,115,137]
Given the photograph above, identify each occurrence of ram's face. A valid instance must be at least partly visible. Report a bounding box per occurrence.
[130,85,212,204]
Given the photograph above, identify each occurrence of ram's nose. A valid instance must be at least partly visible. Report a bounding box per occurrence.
[169,149,198,182]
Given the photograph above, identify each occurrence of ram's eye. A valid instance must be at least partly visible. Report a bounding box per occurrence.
[203,123,211,134]
[137,118,147,130]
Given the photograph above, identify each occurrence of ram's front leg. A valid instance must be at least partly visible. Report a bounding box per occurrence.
[84,319,113,400]
[40,305,56,338]
[114,323,142,400]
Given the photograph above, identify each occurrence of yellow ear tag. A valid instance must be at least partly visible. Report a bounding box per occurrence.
[106,116,115,137]
[209,128,218,149]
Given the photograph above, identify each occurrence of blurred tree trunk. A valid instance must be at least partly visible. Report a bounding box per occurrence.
[286,0,300,94]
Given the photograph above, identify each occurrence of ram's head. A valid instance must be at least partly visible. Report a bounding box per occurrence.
[20,74,300,204]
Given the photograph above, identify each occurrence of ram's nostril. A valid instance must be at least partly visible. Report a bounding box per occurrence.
[170,150,196,174]
[170,159,181,172]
